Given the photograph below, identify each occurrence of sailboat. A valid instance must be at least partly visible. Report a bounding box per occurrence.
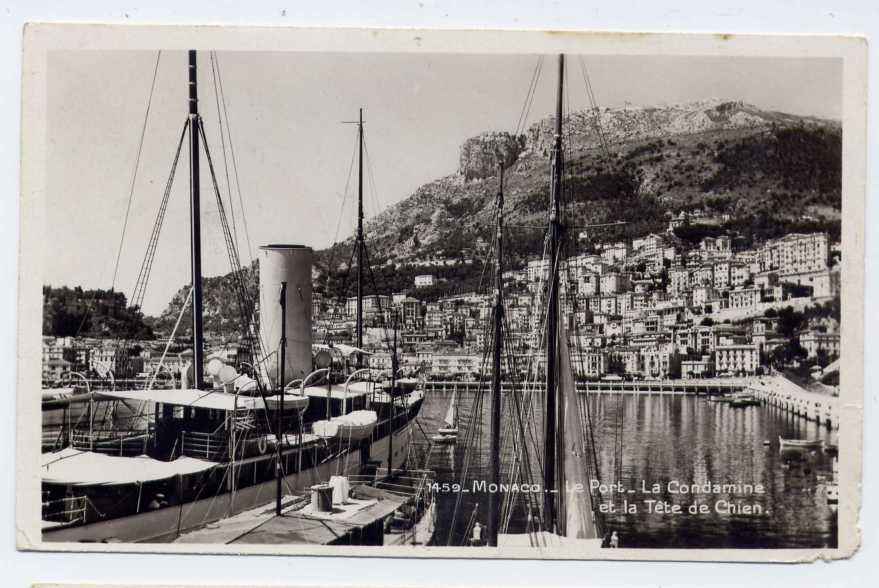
[432,389,458,444]
[494,54,602,548]
[442,54,602,549]
[39,52,428,545]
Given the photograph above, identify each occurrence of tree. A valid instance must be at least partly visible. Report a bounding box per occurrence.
[776,306,805,338]
[769,340,807,368]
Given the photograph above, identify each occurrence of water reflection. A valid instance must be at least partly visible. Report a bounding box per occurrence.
[420,390,838,548]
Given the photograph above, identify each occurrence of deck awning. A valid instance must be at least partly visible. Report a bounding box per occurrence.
[97,388,270,412]
[302,381,373,400]
[41,448,216,486]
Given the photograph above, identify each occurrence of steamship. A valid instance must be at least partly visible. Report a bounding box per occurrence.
[40,52,426,544]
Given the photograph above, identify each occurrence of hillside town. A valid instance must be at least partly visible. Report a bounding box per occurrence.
[42,221,841,388]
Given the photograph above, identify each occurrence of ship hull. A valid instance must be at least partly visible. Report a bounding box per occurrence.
[42,422,414,544]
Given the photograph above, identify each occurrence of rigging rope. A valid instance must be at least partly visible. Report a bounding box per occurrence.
[197,120,267,366]
[514,56,544,136]
[577,56,612,160]
[146,287,193,391]
[209,52,241,260]
[327,131,359,269]
[450,53,620,539]
[112,50,162,292]
[198,120,303,492]
[130,120,189,311]
[211,52,255,264]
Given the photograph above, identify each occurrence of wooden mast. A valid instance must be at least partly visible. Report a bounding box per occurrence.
[276,281,287,515]
[356,108,364,365]
[388,311,397,476]
[188,50,206,389]
[488,162,505,546]
[542,53,565,533]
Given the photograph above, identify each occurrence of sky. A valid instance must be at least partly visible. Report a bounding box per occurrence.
[45,51,841,315]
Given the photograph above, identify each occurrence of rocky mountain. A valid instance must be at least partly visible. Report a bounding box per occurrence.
[336,99,840,270]
[147,99,841,334]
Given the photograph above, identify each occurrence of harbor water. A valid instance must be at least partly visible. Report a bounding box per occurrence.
[418,390,838,548]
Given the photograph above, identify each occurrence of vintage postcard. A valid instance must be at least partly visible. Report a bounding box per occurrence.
[16,24,866,561]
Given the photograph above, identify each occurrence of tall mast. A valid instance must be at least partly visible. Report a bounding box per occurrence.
[356,108,364,360]
[488,163,505,547]
[276,281,287,515]
[542,53,564,532]
[388,312,397,476]
[188,50,205,389]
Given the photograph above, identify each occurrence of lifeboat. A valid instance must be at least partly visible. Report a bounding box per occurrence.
[312,410,378,442]
[261,393,309,413]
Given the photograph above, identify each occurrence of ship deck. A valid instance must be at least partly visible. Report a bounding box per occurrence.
[173,484,407,545]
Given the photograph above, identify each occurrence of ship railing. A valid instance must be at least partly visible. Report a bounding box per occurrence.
[41,495,89,525]
[180,428,228,461]
[69,428,152,456]
[42,427,68,453]
[231,411,257,432]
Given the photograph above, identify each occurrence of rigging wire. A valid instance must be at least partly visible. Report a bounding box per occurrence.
[209,52,240,260]
[321,129,360,336]
[514,56,544,136]
[212,52,255,265]
[112,51,162,292]
[197,119,298,483]
[362,137,385,218]
[577,56,612,160]
[452,53,620,540]
[329,132,359,259]
[131,120,190,311]
[197,121,263,349]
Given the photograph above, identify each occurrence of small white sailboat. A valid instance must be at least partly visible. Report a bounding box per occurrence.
[432,390,458,444]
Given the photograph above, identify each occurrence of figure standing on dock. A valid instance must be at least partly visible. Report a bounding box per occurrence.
[471,521,483,546]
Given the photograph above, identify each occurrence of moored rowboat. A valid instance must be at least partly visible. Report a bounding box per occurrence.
[778,436,824,450]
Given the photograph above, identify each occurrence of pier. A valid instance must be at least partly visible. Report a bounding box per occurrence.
[423,378,749,396]
[423,375,840,429]
[745,376,839,430]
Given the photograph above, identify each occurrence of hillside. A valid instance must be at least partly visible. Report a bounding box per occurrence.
[42,286,154,339]
[340,99,840,270]
[145,264,258,340]
[145,99,841,335]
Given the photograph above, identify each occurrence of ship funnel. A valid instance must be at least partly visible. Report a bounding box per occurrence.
[258,244,313,390]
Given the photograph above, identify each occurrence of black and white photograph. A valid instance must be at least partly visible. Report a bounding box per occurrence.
[15,25,866,560]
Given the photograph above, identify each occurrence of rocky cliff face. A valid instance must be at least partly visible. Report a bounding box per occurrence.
[523,99,829,157]
[458,132,526,180]
[348,100,839,274]
[153,99,842,324]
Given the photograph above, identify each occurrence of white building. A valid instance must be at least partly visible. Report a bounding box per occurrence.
[758,232,829,275]
[799,330,841,359]
[715,344,760,375]
[414,274,436,288]
[728,287,761,310]
[600,272,631,295]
